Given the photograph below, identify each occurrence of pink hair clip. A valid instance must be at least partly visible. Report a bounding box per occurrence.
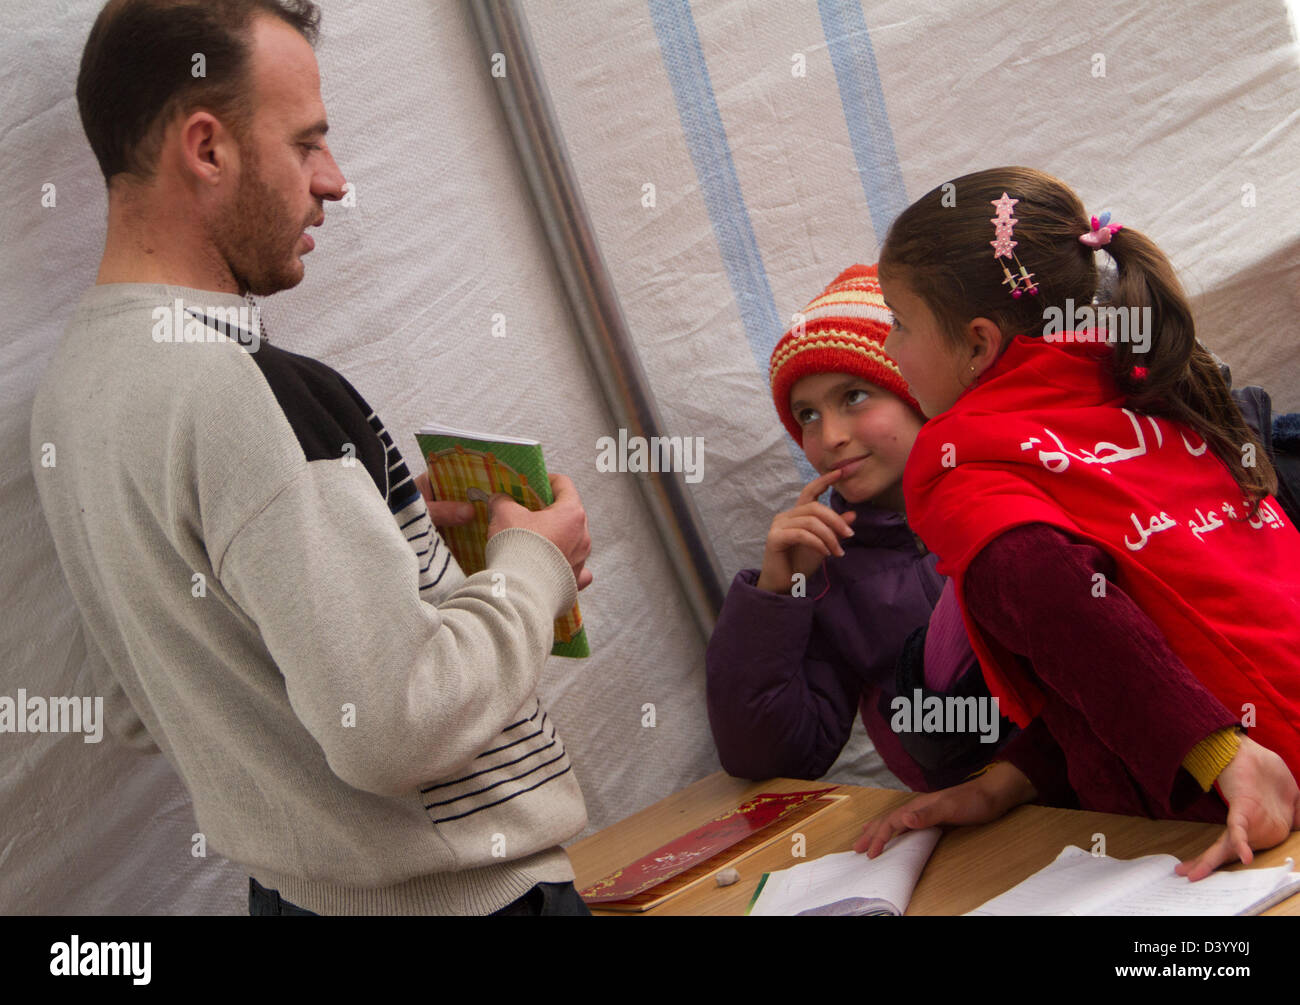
[990,192,1037,298]
[1079,211,1123,249]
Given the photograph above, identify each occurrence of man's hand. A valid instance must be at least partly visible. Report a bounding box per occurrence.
[487,473,593,590]
[414,471,476,527]
[754,468,856,594]
[1176,735,1300,881]
[852,761,1036,857]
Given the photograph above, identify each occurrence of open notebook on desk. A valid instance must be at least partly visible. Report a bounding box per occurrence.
[969,845,1300,916]
[747,828,941,916]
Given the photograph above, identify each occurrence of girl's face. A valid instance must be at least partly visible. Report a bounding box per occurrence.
[879,276,972,418]
[790,373,924,511]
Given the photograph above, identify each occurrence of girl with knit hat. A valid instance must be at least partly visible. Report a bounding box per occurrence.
[853,167,1300,880]
[706,264,1016,794]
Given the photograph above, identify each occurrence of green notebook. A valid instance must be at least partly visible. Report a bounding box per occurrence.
[415,424,589,658]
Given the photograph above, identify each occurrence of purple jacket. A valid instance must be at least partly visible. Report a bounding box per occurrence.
[708,491,1245,812]
[706,492,951,789]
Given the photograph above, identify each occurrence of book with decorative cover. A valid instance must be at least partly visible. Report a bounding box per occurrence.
[579,787,843,910]
[415,424,588,658]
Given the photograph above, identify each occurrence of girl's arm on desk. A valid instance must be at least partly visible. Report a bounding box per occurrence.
[854,524,1300,877]
[853,759,1035,856]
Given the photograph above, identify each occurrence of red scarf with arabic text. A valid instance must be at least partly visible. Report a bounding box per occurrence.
[904,335,1300,774]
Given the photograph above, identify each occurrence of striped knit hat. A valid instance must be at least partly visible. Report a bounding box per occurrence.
[769,263,921,445]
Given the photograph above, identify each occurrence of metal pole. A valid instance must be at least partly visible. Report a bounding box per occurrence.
[468,0,725,638]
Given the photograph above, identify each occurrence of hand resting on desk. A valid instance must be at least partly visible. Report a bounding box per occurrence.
[854,740,1300,882]
[1176,736,1300,881]
[852,761,1035,858]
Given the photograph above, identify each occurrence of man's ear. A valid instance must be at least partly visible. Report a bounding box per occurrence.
[176,111,228,186]
[966,317,1006,379]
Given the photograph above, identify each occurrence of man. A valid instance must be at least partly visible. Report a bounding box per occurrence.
[32,0,594,915]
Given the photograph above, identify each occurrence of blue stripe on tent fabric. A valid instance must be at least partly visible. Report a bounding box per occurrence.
[817,0,908,240]
[648,0,816,480]
[647,0,781,365]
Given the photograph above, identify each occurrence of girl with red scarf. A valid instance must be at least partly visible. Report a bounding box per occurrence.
[853,167,1300,880]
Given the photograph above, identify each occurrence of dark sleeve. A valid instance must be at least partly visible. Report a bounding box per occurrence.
[705,568,858,780]
[1229,385,1272,455]
[993,717,1077,808]
[1229,384,1300,527]
[890,622,1025,792]
[963,524,1239,815]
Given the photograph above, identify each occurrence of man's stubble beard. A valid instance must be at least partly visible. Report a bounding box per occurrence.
[217,142,307,297]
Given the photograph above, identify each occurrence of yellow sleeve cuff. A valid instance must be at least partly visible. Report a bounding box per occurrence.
[962,761,999,782]
[1182,728,1243,792]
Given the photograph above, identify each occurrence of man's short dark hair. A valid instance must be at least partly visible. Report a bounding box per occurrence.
[77,0,321,184]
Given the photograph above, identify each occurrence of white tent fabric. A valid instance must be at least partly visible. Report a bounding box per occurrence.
[2,0,1296,914]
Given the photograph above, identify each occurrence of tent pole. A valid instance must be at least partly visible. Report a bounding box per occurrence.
[469,0,725,638]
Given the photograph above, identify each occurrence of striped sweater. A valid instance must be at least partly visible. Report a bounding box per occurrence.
[30,284,587,915]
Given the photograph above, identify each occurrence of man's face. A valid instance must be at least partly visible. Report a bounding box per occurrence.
[212,16,345,295]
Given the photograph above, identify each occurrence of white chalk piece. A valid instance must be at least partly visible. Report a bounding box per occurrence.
[715,867,740,887]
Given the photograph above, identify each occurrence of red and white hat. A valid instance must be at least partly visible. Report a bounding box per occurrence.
[769,264,920,444]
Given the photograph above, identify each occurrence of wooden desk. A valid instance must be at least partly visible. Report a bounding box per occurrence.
[568,772,1300,915]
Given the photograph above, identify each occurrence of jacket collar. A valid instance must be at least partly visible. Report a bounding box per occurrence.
[829,489,921,552]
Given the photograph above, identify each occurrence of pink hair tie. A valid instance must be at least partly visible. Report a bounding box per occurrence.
[1131,366,1148,380]
[1080,211,1123,249]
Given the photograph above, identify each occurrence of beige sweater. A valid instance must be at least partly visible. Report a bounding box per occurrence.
[30,284,588,914]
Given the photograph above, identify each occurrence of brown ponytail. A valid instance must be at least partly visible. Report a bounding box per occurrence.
[1101,226,1276,510]
[880,166,1277,510]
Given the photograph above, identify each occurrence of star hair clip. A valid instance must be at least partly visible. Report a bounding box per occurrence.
[1079,211,1123,249]
[990,192,1038,298]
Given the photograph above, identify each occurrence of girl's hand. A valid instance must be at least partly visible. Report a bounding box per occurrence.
[853,761,1037,857]
[754,469,856,594]
[1175,736,1300,881]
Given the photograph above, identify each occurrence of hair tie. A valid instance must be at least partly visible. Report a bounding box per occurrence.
[1080,211,1123,249]
[1131,366,1148,380]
